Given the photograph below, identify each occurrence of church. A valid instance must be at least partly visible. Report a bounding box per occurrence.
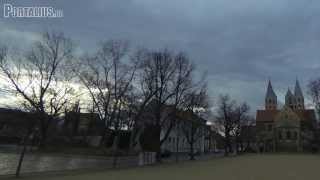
[256,80,317,152]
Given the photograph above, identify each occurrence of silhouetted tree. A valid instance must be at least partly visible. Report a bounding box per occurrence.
[180,85,210,160]
[232,103,250,154]
[0,32,75,147]
[215,95,236,156]
[139,49,195,161]
[77,40,138,167]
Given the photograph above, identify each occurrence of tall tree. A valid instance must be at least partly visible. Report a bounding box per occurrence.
[77,40,137,167]
[139,49,195,161]
[0,32,75,147]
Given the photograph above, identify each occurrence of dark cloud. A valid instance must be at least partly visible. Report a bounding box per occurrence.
[1,0,320,111]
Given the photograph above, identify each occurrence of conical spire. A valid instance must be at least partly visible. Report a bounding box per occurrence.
[286,88,293,97]
[265,79,277,110]
[294,78,304,109]
[266,79,276,98]
[294,79,303,97]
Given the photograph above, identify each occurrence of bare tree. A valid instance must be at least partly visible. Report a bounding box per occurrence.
[307,78,320,148]
[179,85,210,160]
[0,32,75,147]
[139,49,195,161]
[179,112,205,160]
[77,40,138,167]
[215,94,236,156]
[308,78,320,116]
[232,103,250,154]
[238,116,255,152]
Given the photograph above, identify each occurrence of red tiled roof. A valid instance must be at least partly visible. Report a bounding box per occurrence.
[294,109,316,122]
[256,109,316,122]
[256,110,279,122]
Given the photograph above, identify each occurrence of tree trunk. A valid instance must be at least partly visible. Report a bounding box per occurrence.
[190,142,195,160]
[224,133,229,156]
[155,124,162,163]
[16,127,33,177]
[112,134,120,168]
[175,136,179,162]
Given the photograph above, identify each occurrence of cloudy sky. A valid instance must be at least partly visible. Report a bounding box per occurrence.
[1,0,320,112]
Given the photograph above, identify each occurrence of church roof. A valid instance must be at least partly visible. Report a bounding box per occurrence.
[266,80,276,99]
[285,88,293,98]
[256,109,316,122]
[256,110,278,122]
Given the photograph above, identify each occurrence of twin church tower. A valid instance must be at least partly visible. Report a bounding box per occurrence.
[265,79,305,110]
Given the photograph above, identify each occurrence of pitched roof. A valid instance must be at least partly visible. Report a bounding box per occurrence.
[294,79,304,97]
[294,109,316,122]
[256,110,279,122]
[256,109,316,122]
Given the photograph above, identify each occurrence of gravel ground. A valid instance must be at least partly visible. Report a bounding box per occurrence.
[3,154,320,180]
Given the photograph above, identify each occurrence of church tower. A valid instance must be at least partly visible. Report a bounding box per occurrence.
[265,80,277,110]
[294,79,305,109]
[285,88,295,109]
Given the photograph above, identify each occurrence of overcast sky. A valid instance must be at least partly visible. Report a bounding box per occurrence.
[1,0,320,112]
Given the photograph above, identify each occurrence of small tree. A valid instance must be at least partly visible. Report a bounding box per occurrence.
[308,79,320,118]
[232,103,250,154]
[307,78,320,148]
[180,112,206,160]
[215,95,236,156]
[179,85,210,160]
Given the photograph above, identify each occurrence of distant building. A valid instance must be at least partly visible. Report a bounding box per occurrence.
[256,80,317,152]
[160,109,216,154]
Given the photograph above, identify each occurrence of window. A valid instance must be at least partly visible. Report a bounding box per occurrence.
[286,131,291,140]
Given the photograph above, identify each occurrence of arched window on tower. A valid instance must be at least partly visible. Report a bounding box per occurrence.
[278,131,282,140]
[286,131,291,140]
[293,132,298,140]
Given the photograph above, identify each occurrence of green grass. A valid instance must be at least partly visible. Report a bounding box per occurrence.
[5,154,320,180]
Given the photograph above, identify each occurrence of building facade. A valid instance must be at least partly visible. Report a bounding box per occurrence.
[161,110,216,154]
[256,80,317,152]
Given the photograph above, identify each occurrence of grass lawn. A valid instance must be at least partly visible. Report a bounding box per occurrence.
[4,154,320,180]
